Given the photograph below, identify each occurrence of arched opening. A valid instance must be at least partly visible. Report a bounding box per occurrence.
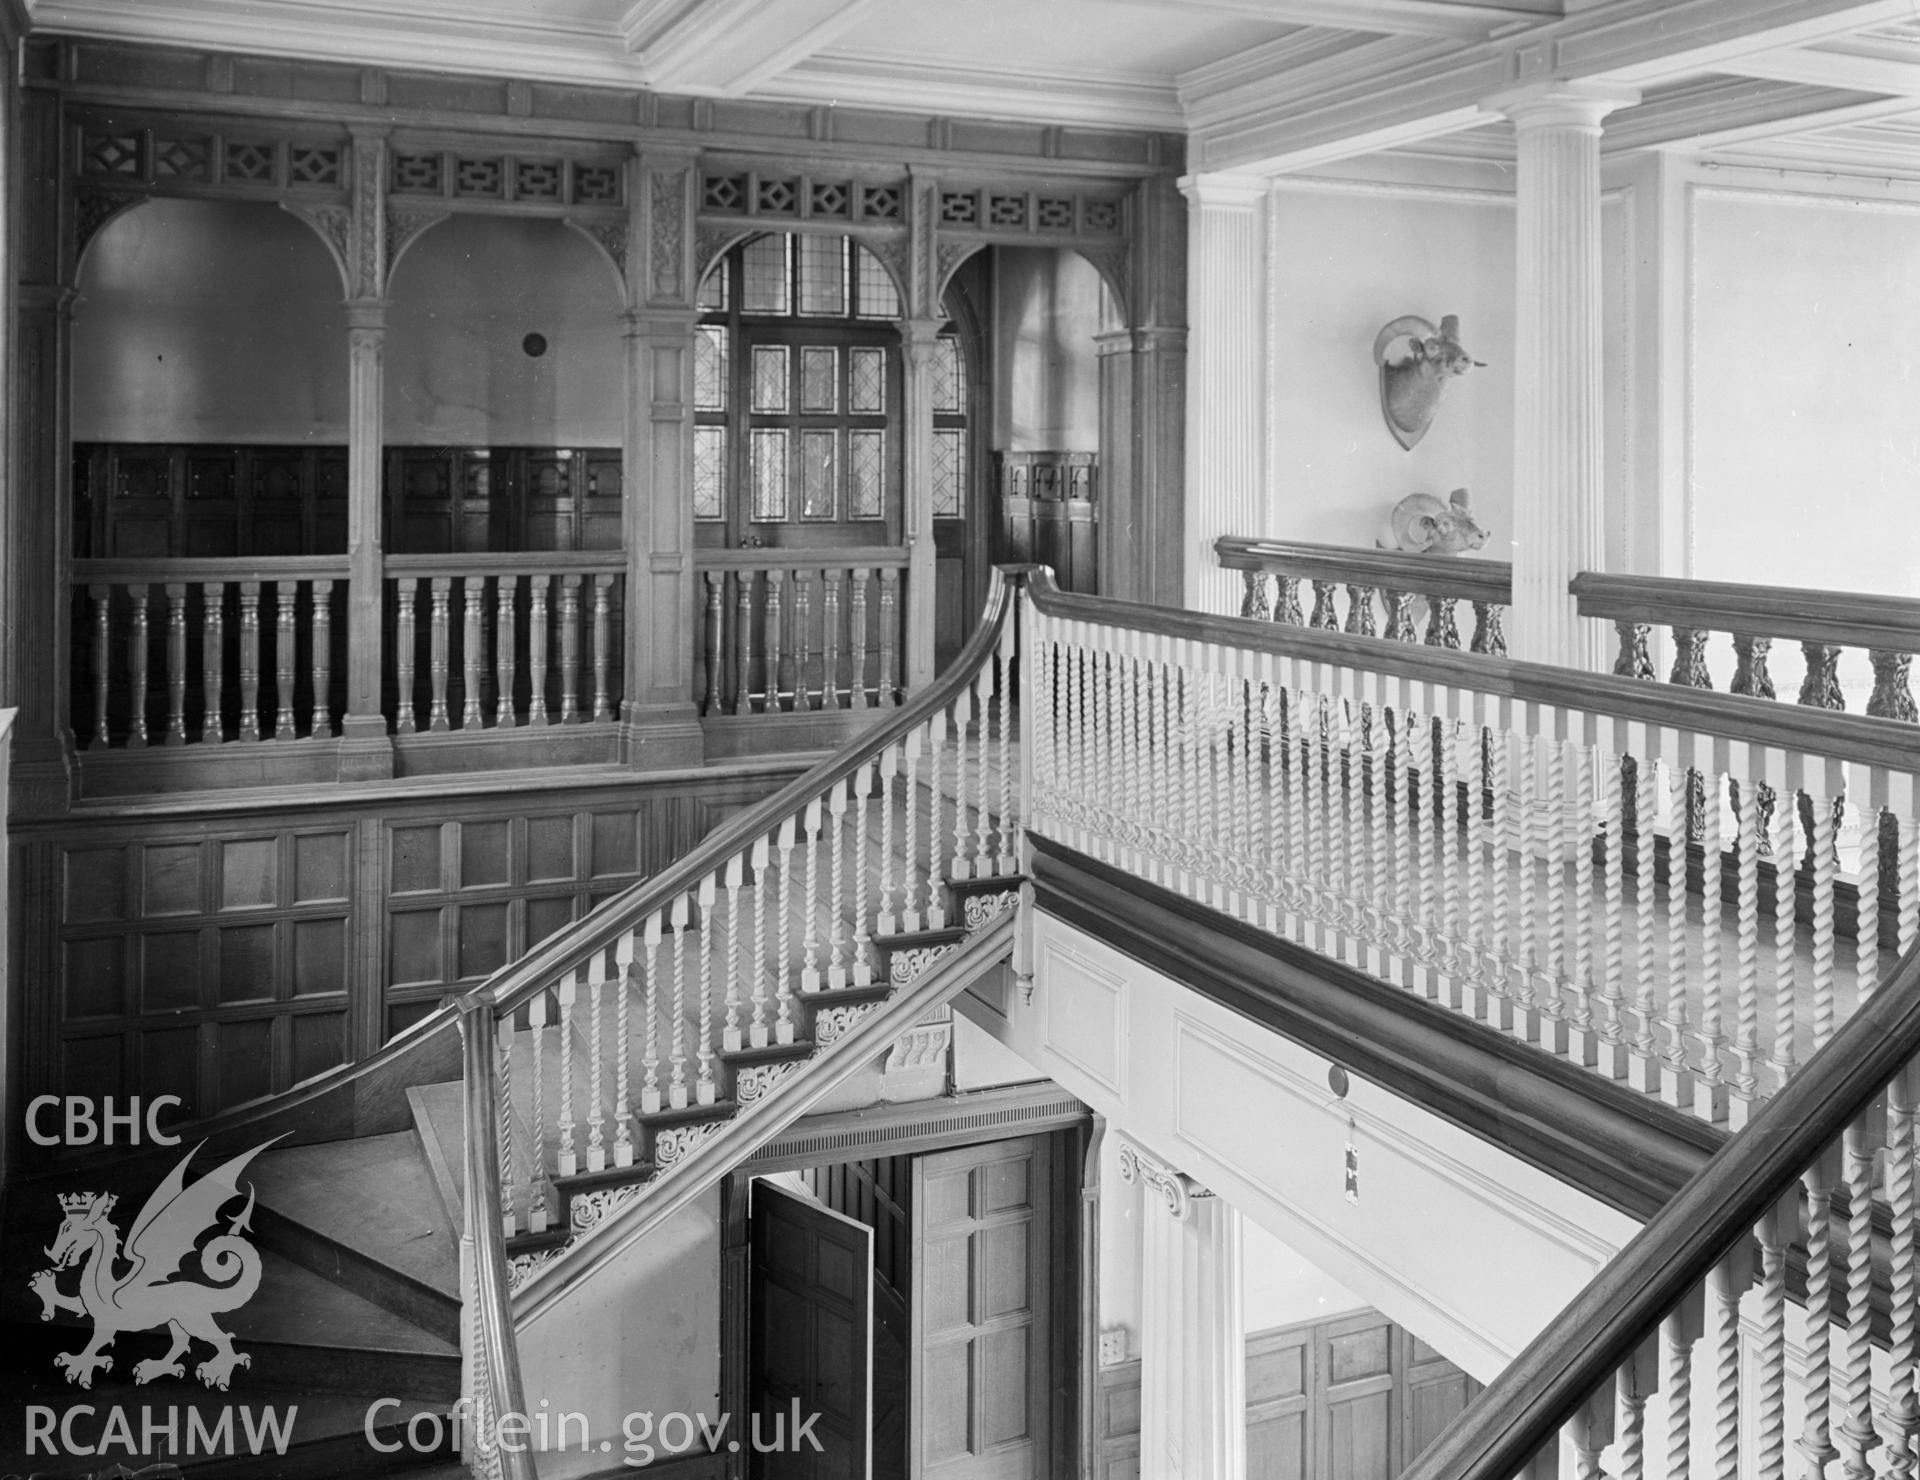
[384,214,625,553]
[72,197,350,558]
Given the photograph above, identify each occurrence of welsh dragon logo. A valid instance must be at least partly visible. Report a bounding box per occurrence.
[27,1139,276,1391]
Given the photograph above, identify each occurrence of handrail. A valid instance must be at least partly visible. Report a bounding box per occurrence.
[385,551,625,577]
[74,554,352,582]
[694,544,909,571]
[1026,569,1920,773]
[1401,939,1920,1480]
[482,563,1023,1022]
[458,999,538,1480]
[1572,570,1920,654]
[1215,535,1513,606]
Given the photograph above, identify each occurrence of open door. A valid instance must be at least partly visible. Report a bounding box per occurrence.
[751,1181,875,1478]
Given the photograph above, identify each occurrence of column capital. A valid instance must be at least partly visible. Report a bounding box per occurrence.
[1491,79,1641,131]
[1177,171,1270,212]
[1117,1137,1214,1220]
[343,298,387,333]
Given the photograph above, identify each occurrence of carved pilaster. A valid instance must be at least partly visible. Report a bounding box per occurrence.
[347,132,388,299]
[647,162,691,304]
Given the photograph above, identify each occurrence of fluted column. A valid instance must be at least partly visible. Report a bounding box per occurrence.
[1178,173,1268,616]
[1498,82,1637,670]
[1122,1137,1246,1480]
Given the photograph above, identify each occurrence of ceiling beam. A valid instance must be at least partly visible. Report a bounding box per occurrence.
[1187,0,1920,174]
[1154,0,1562,41]
[629,0,885,96]
[1600,78,1912,151]
[1715,44,1920,98]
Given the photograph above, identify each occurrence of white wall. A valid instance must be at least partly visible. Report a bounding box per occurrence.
[960,909,1640,1381]
[385,214,625,447]
[992,246,1106,452]
[73,197,349,443]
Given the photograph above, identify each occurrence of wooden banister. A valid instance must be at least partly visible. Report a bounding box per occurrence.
[1572,571,1920,654]
[1400,940,1920,1480]
[694,544,908,571]
[74,555,352,582]
[1215,536,1512,606]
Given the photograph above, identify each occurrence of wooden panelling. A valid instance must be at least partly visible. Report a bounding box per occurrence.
[74,444,349,558]
[1094,1313,1479,1480]
[18,769,793,1144]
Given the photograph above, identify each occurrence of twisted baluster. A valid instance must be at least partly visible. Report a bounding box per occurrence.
[1364,703,1388,951]
[1662,760,1694,1103]
[1694,777,1727,1120]
[902,732,923,929]
[827,784,850,988]
[667,893,690,1109]
[695,876,716,1106]
[1629,755,1660,1091]
[1902,815,1919,958]
[528,994,549,1223]
[878,749,900,934]
[1838,1127,1880,1480]
[555,978,578,1175]
[1809,790,1838,1051]
[1856,802,1880,1005]
[1662,1300,1700,1480]
[498,1017,517,1234]
[721,860,745,1051]
[1404,707,1430,978]
[852,766,874,987]
[1770,799,1800,1094]
[1570,744,1597,1055]
[586,964,605,1171]
[926,711,949,929]
[1431,714,1458,989]
[640,914,662,1110]
[1618,1347,1652,1480]
[749,840,771,1048]
[800,798,823,992]
[1800,1153,1841,1480]
[1756,1199,1790,1480]
[1732,783,1763,1120]
[773,822,796,1044]
[1878,1070,1920,1480]
[1711,1254,1744,1480]
[1599,750,1628,1077]
[613,935,635,1167]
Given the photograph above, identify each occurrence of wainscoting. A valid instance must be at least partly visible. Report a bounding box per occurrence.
[13,766,796,1144]
[1095,1311,1481,1480]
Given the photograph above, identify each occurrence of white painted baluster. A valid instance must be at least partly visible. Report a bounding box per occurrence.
[1617,1341,1655,1480]
[1290,687,1313,944]
[750,840,772,1048]
[1662,756,1694,1107]
[853,764,874,987]
[1431,710,1458,996]
[1406,706,1432,991]
[1662,1296,1703,1480]
[1770,794,1800,1095]
[695,875,716,1106]
[926,710,949,929]
[1855,795,1880,1005]
[1881,1065,1920,1480]
[721,859,746,1054]
[902,731,924,930]
[1463,719,1498,1026]
[527,994,549,1229]
[1570,742,1599,1065]
[799,798,823,993]
[996,612,1017,874]
[668,893,691,1109]
[639,913,663,1113]
[774,820,796,1044]
[1252,667,1274,928]
[1839,1124,1880,1480]
[613,934,635,1168]
[1695,771,1727,1121]
[877,748,900,936]
[498,1015,517,1235]
[1598,748,1629,1080]
[556,976,578,1176]
[827,782,850,988]
[585,958,606,1172]
[1730,783,1764,1128]
[1901,812,1920,960]
[1809,783,1839,1053]
[1364,692,1388,967]
[1628,752,1661,1093]
[1509,732,1540,1040]
[1710,1250,1745,1480]
[1755,1192,1793,1480]
[949,684,974,881]
[1800,1147,1843,1480]
[971,658,994,881]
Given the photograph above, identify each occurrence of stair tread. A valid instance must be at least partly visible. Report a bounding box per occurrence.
[253,1132,460,1300]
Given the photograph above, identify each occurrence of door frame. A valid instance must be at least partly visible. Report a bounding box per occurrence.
[719,1086,1088,1480]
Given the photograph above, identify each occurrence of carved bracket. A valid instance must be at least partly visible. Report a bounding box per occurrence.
[1116,1136,1214,1221]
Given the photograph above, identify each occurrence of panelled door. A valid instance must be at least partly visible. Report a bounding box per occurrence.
[913,1135,1053,1480]
[751,1182,875,1479]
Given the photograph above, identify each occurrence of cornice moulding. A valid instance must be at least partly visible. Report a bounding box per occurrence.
[765,52,1186,132]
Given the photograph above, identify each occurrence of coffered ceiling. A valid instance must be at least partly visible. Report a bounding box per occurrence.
[25,0,1920,176]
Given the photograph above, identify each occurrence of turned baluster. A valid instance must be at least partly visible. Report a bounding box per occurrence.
[497,1016,517,1233]
[1857,801,1881,1006]
[585,963,606,1171]
[748,841,772,1048]
[1729,782,1762,1126]
[1470,602,1506,656]
[1879,1067,1920,1480]
[1275,576,1304,627]
[852,763,875,986]
[494,576,518,728]
[1429,711,1457,989]
[1900,816,1919,959]
[1838,1126,1882,1480]
[555,977,578,1175]
[1382,590,1416,643]
[237,582,262,742]
[698,569,722,715]
[735,570,756,713]
[525,996,549,1221]
[1512,735,1544,1037]
[1661,1295,1704,1480]
[767,569,789,712]
[1568,1389,1612,1480]
[126,584,152,749]
[89,586,112,747]
[878,568,901,703]
[163,583,188,746]
[612,935,635,1167]
[848,568,871,709]
[1616,1340,1657,1480]
[199,581,225,744]
[272,583,299,739]
[1754,1193,1793,1480]
[557,574,582,724]
[394,577,419,734]
[826,783,850,988]
[974,660,996,878]
[1239,570,1271,621]
[1308,580,1339,631]
[1869,649,1918,721]
[772,819,797,1044]
[796,569,818,711]
[949,683,975,882]
[1344,585,1376,638]
[694,875,716,1106]
[527,576,550,725]
[1807,787,1839,1051]
[798,797,824,993]
[667,893,691,1109]
[822,568,843,709]
[639,913,664,1112]
[997,608,1017,875]
[1694,773,1728,1118]
[1800,642,1845,711]
[458,578,485,730]
[1800,1148,1844,1480]
[427,577,453,732]
[310,579,333,737]
[1731,634,1775,699]
[592,574,614,722]
[877,747,901,935]
[1570,743,1600,1060]
[1612,619,1654,679]
[1423,596,1460,650]
[1628,755,1661,1093]
[1769,799,1800,1093]
[721,859,746,1051]
[1662,759,1694,1107]
[1598,745,1633,1073]
[925,710,949,929]
[1709,1250,1747,1480]
[902,729,924,929]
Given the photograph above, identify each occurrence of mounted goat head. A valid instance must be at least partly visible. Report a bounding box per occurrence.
[1373,314,1483,451]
